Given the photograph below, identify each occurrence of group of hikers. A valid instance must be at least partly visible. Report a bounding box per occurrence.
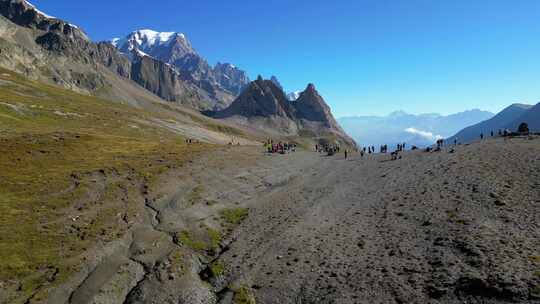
[357,142,406,156]
[265,139,297,154]
[315,144,341,155]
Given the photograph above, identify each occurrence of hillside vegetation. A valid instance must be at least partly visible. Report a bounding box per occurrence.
[0,68,216,302]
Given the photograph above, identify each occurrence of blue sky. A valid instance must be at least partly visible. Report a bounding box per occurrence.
[31,0,540,117]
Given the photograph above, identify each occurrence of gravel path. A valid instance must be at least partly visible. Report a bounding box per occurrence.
[212,137,540,303]
[45,137,540,304]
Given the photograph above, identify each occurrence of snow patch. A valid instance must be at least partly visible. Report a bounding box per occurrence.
[287,91,301,101]
[24,0,56,19]
[129,29,183,48]
[110,38,121,47]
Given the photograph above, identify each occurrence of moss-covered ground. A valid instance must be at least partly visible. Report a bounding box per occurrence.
[0,68,214,302]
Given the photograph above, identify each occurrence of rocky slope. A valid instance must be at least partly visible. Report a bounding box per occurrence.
[0,0,216,109]
[112,29,250,108]
[209,76,355,145]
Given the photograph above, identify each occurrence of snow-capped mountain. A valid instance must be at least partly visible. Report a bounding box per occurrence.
[112,29,195,63]
[111,29,250,103]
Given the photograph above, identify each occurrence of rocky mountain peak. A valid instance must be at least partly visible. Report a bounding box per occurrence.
[110,29,250,102]
[113,29,195,61]
[306,83,316,91]
[212,77,293,119]
[270,75,283,90]
[0,0,89,41]
[213,62,250,95]
[295,83,337,128]
[209,77,355,145]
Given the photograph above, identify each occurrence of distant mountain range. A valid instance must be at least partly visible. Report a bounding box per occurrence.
[447,103,539,143]
[339,109,494,148]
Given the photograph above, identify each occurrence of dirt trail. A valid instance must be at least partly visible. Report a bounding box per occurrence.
[210,138,540,304]
[45,138,540,304]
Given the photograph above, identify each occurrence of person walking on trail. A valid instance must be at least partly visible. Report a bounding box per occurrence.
[344,149,348,159]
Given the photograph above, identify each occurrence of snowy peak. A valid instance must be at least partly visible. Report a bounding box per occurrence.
[110,29,249,98]
[112,29,194,58]
[287,91,301,101]
[129,29,184,48]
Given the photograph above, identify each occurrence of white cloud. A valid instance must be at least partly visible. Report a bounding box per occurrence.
[404,127,443,141]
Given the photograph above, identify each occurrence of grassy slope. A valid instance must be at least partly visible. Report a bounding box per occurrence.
[0,68,215,302]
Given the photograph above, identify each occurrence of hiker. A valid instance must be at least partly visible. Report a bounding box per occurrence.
[344,149,348,159]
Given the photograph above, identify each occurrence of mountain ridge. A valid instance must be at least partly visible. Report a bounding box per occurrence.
[209,77,355,146]
[339,109,494,147]
[447,103,534,143]
[111,29,250,107]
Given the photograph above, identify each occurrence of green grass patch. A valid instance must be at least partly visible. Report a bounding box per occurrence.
[0,68,213,302]
[207,227,222,252]
[176,231,208,251]
[176,227,222,253]
[233,286,256,304]
[220,208,249,225]
[209,261,225,277]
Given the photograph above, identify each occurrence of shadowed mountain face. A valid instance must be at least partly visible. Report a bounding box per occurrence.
[212,76,293,119]
[0,0,89,41]
[112,29,250,106]
[210,77,355,145]
[506,102,540,132]
[339,110,494,148]
[447,104,534,143]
